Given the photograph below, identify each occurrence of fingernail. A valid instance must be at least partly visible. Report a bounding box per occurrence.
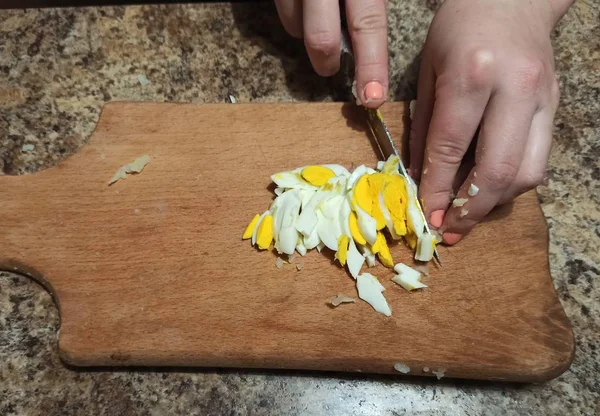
[363,81,384,102]
[442,232,463,245]
[429,210,445,228]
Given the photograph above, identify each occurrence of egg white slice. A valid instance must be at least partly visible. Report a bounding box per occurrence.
[356,273,391,316]
[303,226,321,250]
[317,210,342,252]
[378,192,401,240]
[339,197,352,237]
[347,240,365,279]
[354,204,378,245]
[415,233,436,262]
[358,244,377,267]
[392,263,427,291]
[296,241,308,256]
[295,189,336,237]
[276,191,302,255]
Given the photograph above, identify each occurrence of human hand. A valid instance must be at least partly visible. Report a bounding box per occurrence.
[274,0,389,108]
[410,0,565,245]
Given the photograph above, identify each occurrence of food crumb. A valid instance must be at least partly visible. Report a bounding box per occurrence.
[296,263,303,271]
[137,74,151,86]
[134,208,141,215]
[452,198,468,207]
[275,257,285,269]
[21,144,35,152]
[460,208,469,218]
[468,183,479,196]
[432,367,446,380]
[423,367,430,373]
[108,155,151,185]
[328,294,356,307]
[394,363,410,374]
[229,95,237,103]
[288,253,296,263]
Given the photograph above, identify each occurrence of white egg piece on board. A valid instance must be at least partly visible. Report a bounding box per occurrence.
[347,240,365,279]
[356,273,391,316]
[393,263,427,291]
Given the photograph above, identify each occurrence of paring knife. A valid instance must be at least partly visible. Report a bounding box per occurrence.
[340,28,442,266]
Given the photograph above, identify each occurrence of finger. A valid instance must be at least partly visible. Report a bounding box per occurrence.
[274,0,304,38]
[345,0,388,108]
[440,92,538,242]
[302,0,342,77]
[418,75,490,221]
[408,51,435,178]
[499,89,558,204]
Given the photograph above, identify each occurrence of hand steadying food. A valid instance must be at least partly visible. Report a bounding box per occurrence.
[275,0,575,245]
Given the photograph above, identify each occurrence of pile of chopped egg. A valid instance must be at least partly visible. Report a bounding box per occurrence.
[242,155,438,316]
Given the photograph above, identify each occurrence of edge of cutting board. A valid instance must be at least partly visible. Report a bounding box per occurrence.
[0,101,575,382]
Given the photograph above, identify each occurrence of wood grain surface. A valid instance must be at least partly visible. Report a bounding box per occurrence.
[0,102,574,382]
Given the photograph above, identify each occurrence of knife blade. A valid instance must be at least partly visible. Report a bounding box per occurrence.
[340,28,441,266]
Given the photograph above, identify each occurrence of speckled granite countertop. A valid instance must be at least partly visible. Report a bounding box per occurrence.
[0,1,599,415]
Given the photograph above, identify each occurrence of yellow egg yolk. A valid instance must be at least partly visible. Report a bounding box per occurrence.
[349,211,367,245]
[243,214,260,239]
[405,231,418,250]
[367,173,388,230]
[382,179,407,236]
[372,232,393,267]
[301,166,336,187]
[353,175,372,213]
[256,215,274,249]
[335,235,350,265]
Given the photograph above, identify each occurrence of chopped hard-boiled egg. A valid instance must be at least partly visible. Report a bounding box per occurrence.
[244,155,439,316]
[392,263,428,291]
[357,273,392,316]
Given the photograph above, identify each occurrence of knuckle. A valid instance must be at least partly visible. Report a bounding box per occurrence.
[514,58,546,94]
[429,139,466,165]
[349,5,387,34]
[304,31,339,55]
[482,161,520,189]
[517,169,545,192]
[463,48,496,90]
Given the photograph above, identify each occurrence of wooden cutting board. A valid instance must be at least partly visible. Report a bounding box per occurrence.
[0,102,574,382]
